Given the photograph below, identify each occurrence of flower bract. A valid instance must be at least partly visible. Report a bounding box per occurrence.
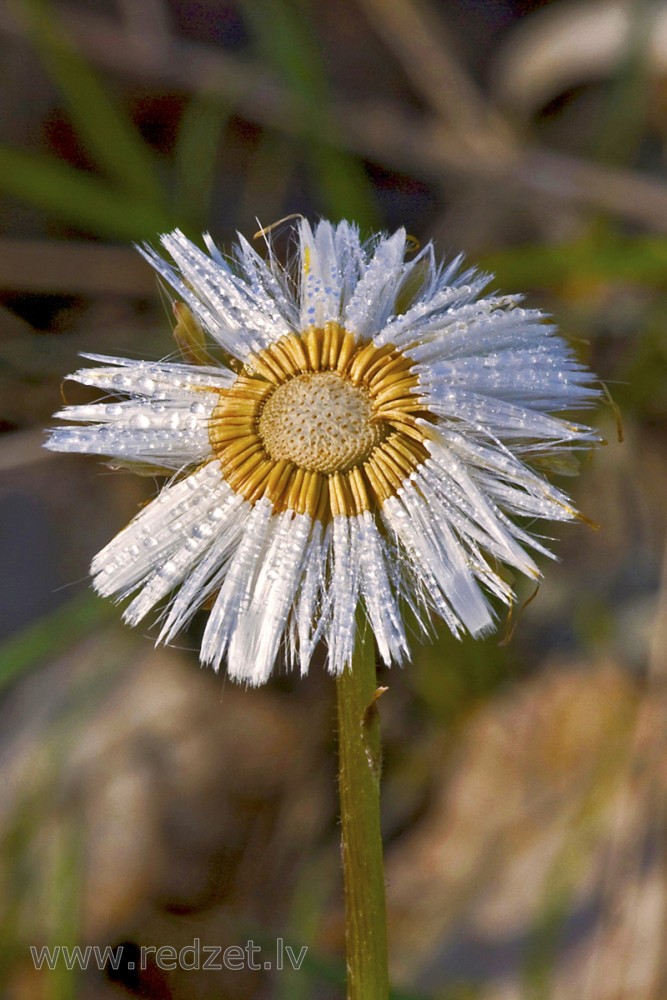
[46,222,600,685]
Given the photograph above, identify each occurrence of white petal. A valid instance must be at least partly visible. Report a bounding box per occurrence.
[234,233,300,329]
[294,519,332,676]
[124,484,247,625]
[200,498,276,673]
[226,510,313,686]
[356,512,408,665]
[441,429,578,506]
[158,494,251,641]
[440,428,580,527]
[376,277,490,349]
[298,220,343,327]
[327,516,362,674]
[417,350,597,411]
[422,390,597,444]
[402,305,546,362]
[414,454,540,578]
[333,221,365,310]
[344,229,408,338]
[382,487,495,638]
[91,462,228,604]
[141,230,285,359]
[67,354,235,394]
[46,395,215,468]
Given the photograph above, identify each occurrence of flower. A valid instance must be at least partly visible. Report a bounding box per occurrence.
[46,222,599,685]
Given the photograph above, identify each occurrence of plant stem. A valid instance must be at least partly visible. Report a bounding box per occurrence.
[336,622,389,1000]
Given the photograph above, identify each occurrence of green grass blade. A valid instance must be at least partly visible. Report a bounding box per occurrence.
[244,0,379,231]
[10,0,165,203]
[45,823,83,1000]
[593,0,655,166]
[174,92,231,228]
[0,592,116,693]
[0,145,174,240]
[480,234,667,289]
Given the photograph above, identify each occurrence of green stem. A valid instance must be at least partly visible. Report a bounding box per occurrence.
[336,622,389,1000]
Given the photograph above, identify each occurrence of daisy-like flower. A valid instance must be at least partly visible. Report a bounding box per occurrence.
[46,222,599,685]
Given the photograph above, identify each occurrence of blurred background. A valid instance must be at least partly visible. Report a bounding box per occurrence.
[0,0,665,997]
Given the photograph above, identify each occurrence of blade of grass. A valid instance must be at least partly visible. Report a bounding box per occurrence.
[480,234,667,289]
[520,885,572,1000]
[10,0,165,204]
[45,821,83,1000]
[244,0,379,231]
[0,591,116,693]
[276,853,337,1000]
[237,130,297,225]
[0,145,174,240]
[174,92,231,228]
[593,0,655,167]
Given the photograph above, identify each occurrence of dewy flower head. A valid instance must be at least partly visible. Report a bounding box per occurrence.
[46,222,600,685]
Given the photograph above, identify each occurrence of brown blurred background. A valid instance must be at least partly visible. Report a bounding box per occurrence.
[0,0,665,998]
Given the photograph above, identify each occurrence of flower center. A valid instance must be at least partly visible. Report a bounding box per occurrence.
[207,323,430,519]
[258,372,383,474]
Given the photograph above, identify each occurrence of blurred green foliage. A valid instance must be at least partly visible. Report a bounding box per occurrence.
[1,0,380,239]
[243,0,380,232]
[2,0,175,238]
[15,0,165,200]
[0,593,115,694]
[1,0,665,997]
[482,233,667,291]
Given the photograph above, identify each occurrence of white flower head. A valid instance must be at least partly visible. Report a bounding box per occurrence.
[46,222,600,685]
